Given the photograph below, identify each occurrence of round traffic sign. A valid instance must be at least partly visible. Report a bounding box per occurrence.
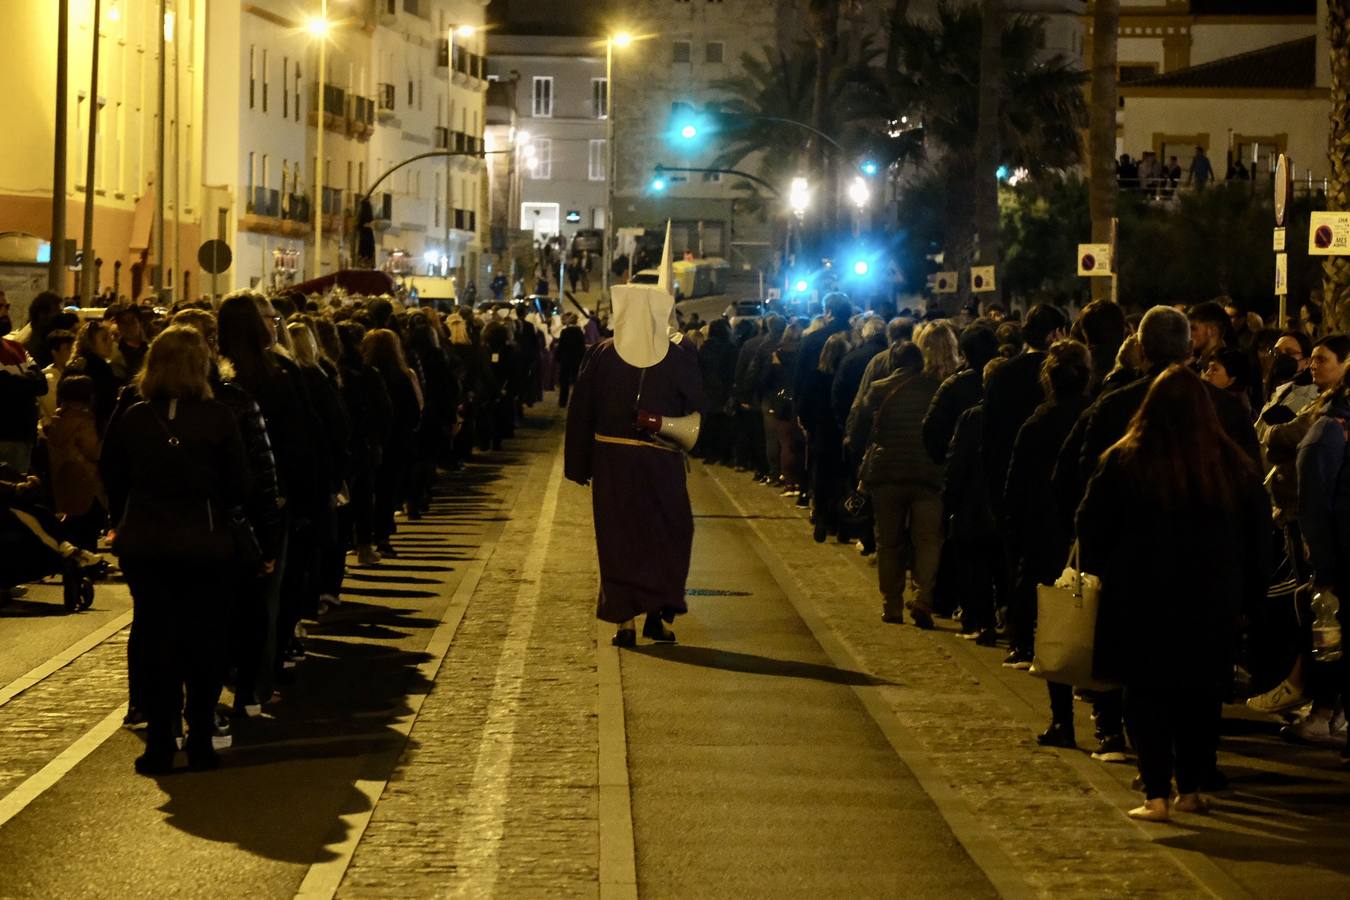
[973,274,985,289]
[1315,225,1334,250]
[198,239,233,274]
[937,276,949,290]
[1274,154,1290,227]
[1081,254,1097,272]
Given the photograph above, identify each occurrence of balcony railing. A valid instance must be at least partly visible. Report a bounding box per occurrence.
[248,187,280,218]
[377,83,396,112]
[322,186,344,216]
[451,209,476,232]
[434,126,449,149]
[349,95,375,126]
[311,83,346,114]
[283,193,311,222]
[437,38,449,69]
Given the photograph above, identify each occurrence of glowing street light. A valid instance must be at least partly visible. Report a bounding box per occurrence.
[680,124,698,140]
[793,278,810,293]
[859,159,879,177]
[304,15,330,38]
[650,175,668,193]
[852,259,870,276]
[789,176,810,217]
[848,176,870,210]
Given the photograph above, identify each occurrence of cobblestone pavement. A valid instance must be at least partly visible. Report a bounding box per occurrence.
[701,462,1350,900]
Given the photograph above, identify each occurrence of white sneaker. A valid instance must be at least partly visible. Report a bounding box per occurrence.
[1282,710,1347,745]
[1246,679,1306,715]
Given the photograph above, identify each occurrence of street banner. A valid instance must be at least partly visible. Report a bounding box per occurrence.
[970,266,995,293]
[1309,211,1350,256]
[1077,243,1112,277]
[933,271,958,294]
[1275,252,1288,296]
[1273,228,1286,252]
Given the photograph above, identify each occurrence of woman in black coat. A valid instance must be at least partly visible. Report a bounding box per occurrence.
[337,322,392,565]
[64,319,123,435]
[796,332,851,542]
[1077,365,1269,821]
[102,326,251,774]
[696,319,740,465]
[1001,340,1092,745]
[362,328,423,555]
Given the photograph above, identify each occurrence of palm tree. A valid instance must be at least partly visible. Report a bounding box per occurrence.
[973,0,1005,302]
[1325,0,1350,332]
[1088,0,1119,302]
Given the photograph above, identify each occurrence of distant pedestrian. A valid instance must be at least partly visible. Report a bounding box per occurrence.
[1189,146,1213,190]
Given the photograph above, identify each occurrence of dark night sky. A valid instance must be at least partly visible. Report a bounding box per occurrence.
[486,0,616,36]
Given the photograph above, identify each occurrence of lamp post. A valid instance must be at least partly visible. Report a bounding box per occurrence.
[601,31,632,307]
[307,5,330,280]
[79,0,102,306]
[444,24,475,277]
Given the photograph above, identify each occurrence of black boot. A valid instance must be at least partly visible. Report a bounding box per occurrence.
[1036,721,1076,749]
[642,613,676,643]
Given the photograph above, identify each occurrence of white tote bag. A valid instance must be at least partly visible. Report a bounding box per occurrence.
[1030,543,1119,692]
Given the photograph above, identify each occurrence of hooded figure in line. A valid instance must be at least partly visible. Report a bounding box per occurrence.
[564,230,705,646]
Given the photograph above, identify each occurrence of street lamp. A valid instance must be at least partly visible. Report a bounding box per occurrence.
[847,176,869,210]
[789,176,810,218]
[603,31,634,299]
[308,1,331,280]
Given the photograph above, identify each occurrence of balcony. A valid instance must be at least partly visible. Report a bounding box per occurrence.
[377,83,396,121]
[371,191,394,230]
[242,187,282,233]
[308,84,346,129]
[279,193,313,236]
[451,208,476,234]
[437,38,449,70]
[347,95,375,140]
[434,126,449,150]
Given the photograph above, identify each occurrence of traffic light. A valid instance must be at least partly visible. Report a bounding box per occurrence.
[852,259,870,276]
[650,174,668,193]
[859,159,880,177]
[793,277,810,294]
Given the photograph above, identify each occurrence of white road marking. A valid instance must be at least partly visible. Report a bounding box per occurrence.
[0,611,133,708]
[0,704,126,829]
[596,620,639,900]
[448,448,566,897]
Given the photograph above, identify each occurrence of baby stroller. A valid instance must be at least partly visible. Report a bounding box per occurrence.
[0,470,101,613]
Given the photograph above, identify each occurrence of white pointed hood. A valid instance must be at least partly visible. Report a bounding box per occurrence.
[610,222,675,368]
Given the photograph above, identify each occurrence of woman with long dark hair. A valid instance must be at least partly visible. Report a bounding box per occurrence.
[337,321,392,565]
[1077,365,1270,821]
[796,331,851,542]
[102,326,251,773]
[362,328,423,556]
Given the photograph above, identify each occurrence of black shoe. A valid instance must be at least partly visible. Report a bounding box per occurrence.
[909,609,935,630]
[611,628,636,648]
[881,610,904,625]
[974,628,999,646]
[186,743,221,772]
[1002,649,1033,670]
[123,707,147,729]
[1037,722,1077,749]
[813,522,828,543]
[642,616,676,643]
[1090,734,1128,763]
[134,748,176,776]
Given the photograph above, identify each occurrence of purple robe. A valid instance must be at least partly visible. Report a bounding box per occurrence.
[564,339,705,623]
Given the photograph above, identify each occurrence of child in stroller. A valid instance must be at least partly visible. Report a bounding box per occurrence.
[0,466,104,612]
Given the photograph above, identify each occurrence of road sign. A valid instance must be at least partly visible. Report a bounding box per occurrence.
[1309,212,1350,256]
[197,239,233,274]
[1273,228,1286,252]
[1275,252,1288,295]
[933,271,958,294]
[1274,154,1291,226]
[970,266,995,294]
[1077,243,1112,277]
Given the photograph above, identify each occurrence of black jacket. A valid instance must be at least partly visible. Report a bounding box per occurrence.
[942,404,997,540]
[832,335,886,429]
[923,368,983,465]
[981,348,1046,512]
[793,318,852,402]
[1003,396,1088,579]
[699,335,740,413]
[557,326,586,371]
[214,379,283,560]
[0,339,46,442]
[1053,367,1261,530]
[101,397,250,562]
[732,333,770,406]
[339,355,393,473]
[1077,452,1270,688]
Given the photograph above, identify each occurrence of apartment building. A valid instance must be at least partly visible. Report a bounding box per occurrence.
[0,0,208,306]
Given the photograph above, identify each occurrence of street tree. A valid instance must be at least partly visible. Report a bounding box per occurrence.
[1326,0,1350,332]
[1088,0,1119,302]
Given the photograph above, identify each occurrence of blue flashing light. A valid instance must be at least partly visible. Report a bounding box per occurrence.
[680,124,698,140]
[650,176,668,192]
[860,159,879,177]
[852,259,870,277]
[995,165,1010,181]
[793,278,810,293]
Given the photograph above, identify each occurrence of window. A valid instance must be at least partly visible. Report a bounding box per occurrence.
[701,170,721,183]
[262,49,269,112]
[294,63,301,121]
[247,151,256,191]
[588,139,606,181]
[408,80,414,105]
[529,137,552,178]
[673,41,692,64]
[706,42,724,64]
[283,56,289,118]
[592,78,608,119]
[531,76,553,117]
[249,45,255,109]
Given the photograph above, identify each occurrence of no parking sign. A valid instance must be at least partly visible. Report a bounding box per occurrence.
[1077,243,1111,277]
[970,266,995,294]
